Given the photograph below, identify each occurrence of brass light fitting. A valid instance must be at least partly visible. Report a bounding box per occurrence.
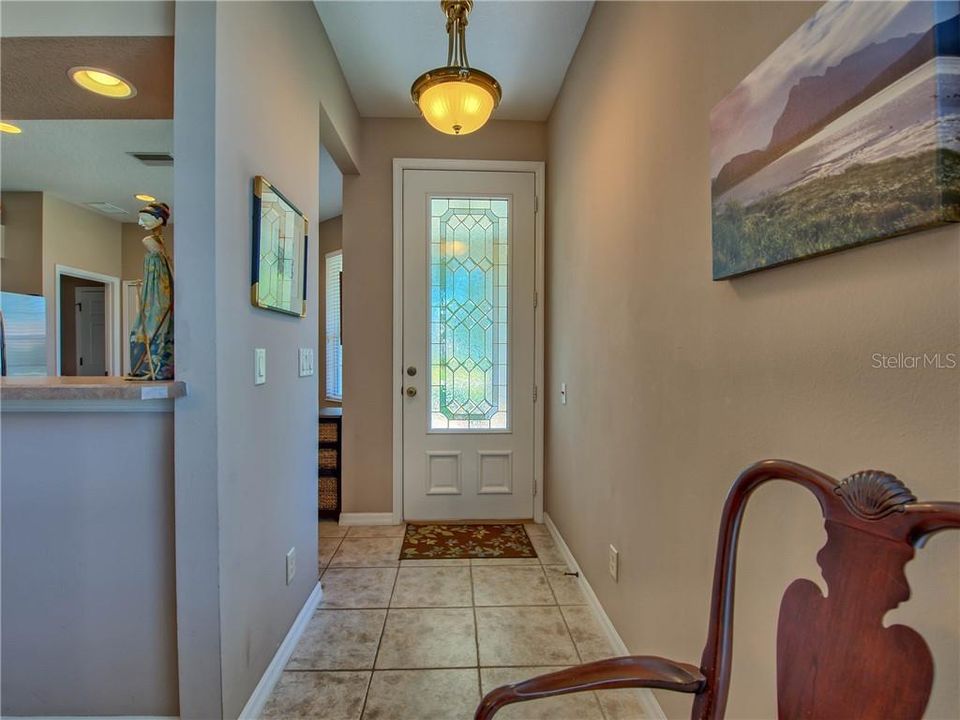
[411,0,502,136]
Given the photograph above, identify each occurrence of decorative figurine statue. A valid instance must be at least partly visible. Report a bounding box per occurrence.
[129,202,174,380]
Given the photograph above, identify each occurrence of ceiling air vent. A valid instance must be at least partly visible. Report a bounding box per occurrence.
[86,202,128,215]
[129,152,174,166]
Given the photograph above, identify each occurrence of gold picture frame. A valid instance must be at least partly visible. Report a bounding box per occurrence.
[251,175,308,317]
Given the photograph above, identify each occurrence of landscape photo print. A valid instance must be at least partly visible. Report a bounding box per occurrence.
[710,0,960,279]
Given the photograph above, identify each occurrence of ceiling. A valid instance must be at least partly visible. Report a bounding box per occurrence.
[1,120,173,221]
[1,1,583,225]
[1,36,174,120]
[314,1,594,120]
[0,1,174,38]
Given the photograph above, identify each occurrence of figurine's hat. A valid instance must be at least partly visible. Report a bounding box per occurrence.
[140,202,170,226]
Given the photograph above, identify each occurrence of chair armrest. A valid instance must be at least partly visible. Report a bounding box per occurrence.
[475,655,706,720]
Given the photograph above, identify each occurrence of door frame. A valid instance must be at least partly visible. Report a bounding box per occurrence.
[391,158,545,524]
[54,264,121,376]
[121,280,143,376]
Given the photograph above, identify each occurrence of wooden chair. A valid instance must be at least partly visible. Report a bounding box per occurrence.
[475,459,960,720]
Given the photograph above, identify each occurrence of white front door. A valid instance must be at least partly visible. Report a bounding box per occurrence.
[402,169,537,520]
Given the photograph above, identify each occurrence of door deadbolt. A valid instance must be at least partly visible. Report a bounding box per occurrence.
[407,366,417,376]
[405,386,418,397]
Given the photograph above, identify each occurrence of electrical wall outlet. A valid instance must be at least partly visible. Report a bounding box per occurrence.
[286,547,296,585]
[298,348,314,377]
[254,348,267,385]
[560,382,567,405]
[608,545,619,582]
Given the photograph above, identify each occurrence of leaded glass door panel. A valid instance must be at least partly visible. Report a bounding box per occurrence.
[402,170,537,520]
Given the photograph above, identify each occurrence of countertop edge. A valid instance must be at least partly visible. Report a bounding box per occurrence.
[0,380,187,403]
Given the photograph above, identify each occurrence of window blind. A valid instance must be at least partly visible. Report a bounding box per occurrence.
[325,251,343,401]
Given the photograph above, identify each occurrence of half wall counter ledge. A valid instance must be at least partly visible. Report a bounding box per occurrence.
[0,374,182,713]
[0,376,187,412]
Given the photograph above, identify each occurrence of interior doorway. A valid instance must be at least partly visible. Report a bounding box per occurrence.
[73,284,106,376]
[55,265,121,376]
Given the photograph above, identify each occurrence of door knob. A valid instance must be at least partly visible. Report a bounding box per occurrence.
[407,366,417,376]
[405,386,417,397]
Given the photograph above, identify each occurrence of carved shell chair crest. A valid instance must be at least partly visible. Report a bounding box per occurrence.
[835,470,916,519]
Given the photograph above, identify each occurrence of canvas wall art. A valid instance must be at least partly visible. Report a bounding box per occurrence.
[710,0,960,279]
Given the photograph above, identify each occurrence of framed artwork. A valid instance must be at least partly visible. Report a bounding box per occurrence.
[711,1,960,279]
[252,175,308,316]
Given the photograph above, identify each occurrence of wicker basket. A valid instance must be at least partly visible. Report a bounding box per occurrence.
[319,422,338,443]
[319,447,338,471]
[318,477,338,511]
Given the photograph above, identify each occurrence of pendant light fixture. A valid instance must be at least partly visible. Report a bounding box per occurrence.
[411,0,501,136]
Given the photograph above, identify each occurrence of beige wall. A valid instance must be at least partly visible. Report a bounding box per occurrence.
[340,118,547,512]
[545,2,960,719]
[122,222,174,281]
[0,191,43,295]
[318,214,342,408]
[41,194,121,373]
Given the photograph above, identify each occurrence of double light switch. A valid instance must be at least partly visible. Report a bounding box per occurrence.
[254,347,315,385]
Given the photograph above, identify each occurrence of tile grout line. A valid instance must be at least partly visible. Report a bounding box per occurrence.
[327,535,405,569]
[553,591,610,720]
[283,664,594,673]
[558,603,584,663]
[313,603,591,611]
[314,526,600,719]
[328,561,554,568]
[357,543,403,720]
[470,554,482,703]
[303,525,576,717]
[318,533,346,576]
[540,554,609,713]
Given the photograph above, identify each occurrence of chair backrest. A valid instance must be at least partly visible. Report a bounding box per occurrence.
[690,460,960,720]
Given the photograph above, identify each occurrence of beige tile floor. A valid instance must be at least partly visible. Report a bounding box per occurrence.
[261,521,649,720]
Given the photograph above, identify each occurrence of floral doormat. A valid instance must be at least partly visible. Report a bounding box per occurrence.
[400,523,537,560]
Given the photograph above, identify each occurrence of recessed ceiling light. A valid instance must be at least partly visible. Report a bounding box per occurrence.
[135,194,156,203]
[68,66,137,99]
[0,122,22,134]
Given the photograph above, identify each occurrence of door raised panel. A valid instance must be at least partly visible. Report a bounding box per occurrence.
[425,451,463,496]
[477,451,513,495]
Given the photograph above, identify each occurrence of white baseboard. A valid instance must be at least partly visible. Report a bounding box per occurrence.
[338,512,396,526]
[238,581,323,720]
[543,513,667,720]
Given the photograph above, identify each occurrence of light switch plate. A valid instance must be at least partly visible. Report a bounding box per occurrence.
[298,348,314,377]
[254,348,266,385]
[560,383,567,405]
[286,547,296,585]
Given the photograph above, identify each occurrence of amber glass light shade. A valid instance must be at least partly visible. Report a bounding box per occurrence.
[412,67,501,136]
